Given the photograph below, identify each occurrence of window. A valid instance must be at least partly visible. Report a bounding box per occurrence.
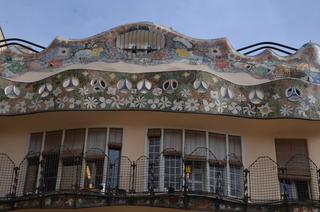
[108,149,121,189]
[24,133,43,194]
[208,133,227,195]
[42,131,62,192]
[275,139,310,201]
[186,160,206,192]
[84,128,107,190]
[147,128,243,196]
[163,129,182,153]
[209,133,226,160]
[162,129,183,192]
[164,155,182,191]
[107,128,123,190]
[108,128,123,148]
[147,129,161,190]
[228,135,243,197]
[184,130,206,158]
[60,129,85,190]
[26,127,123,193]
[209,165,226,194]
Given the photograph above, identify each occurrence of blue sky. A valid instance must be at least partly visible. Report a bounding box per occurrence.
[1,0,319,49]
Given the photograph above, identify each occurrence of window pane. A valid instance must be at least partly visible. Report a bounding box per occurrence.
[60,158,81,190]
[44,131,62,153]
[228,135,242,160]
[163,129,182,152]
[108,149,121,189]
[108,128,123,147]
[148,135,160,190]
[42,153,59,192]
[229,165,243,197]
[164,155,182,191]
[184,130,206,156]
[186,161,206,192]
[84,159,104,190]
[63,129,85,155]
[209,133,226,160]
[87,128,107,152]
[24,157,39,194]
[28,133,43,153]
[275,139,309,177]
[209,165,226,195]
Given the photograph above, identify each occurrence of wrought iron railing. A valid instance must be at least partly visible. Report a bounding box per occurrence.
[0,37,298,56]
[0,147,319,207]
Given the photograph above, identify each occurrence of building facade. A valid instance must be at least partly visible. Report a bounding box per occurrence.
[0,22,320,211]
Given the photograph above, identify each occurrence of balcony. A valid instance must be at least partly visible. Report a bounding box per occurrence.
[0,147,319,211]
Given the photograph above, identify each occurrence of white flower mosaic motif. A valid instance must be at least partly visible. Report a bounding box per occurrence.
[29,98,43,110]
[44,98,55,110]
[69,98,81,109]
[171,100,184,111]
[202,99,215,112]
[297,102,309,118]
[185,98,200,111]
[180,89,191,98]
[243,104,257,117]
[210,90,219,100]
[107,87,117,95]
[159,97,171,109]
[14,101,26,113]
[280,105,293,117]
[79,86,89,96]
[228,102,241,115]
[308,95,316,105]
[215,99,227,113]
[25,92,35,100]
[84,97,98,109]
[110,96,125,109]
[258,103,272,117]
[272,94,280,100]
[152,87,162,96]
[56,96,69,109]
[125,96,135,108]
[236,93,247,102]
[147,98,160,109]
[0,101,10,114]
[53,87,62,97]
[99,97,112,108]
[134,96,147,108]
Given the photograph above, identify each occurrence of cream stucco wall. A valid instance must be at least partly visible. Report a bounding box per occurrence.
[0,111,319,167]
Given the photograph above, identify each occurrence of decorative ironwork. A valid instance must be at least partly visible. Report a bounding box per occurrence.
[1,149,320,208]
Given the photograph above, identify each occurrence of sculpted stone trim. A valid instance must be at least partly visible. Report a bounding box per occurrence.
[0,69,320,120]
[0,22,320,84]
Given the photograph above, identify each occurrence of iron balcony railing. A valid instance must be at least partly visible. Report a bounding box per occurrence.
[0,147,319,207]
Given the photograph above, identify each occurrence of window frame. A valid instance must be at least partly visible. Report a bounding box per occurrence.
[145,127,244,196]
[26,126,124,193]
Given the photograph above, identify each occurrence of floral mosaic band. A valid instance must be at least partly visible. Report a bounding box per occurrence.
[0,69,319,120]
[0,22,320,83]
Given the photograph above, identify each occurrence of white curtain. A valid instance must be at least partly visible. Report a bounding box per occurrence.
[209,133,226,160]
[87,128,107,152]
[228,135,242,160]
[184,130,206,156]
[163,129,182,152]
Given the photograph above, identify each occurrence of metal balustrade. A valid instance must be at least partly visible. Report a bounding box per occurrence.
[0,147,319,207]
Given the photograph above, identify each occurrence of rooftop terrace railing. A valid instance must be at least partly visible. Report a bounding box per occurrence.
[0,37,298,56]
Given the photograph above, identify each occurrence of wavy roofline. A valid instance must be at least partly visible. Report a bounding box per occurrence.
[2,21,318,61]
